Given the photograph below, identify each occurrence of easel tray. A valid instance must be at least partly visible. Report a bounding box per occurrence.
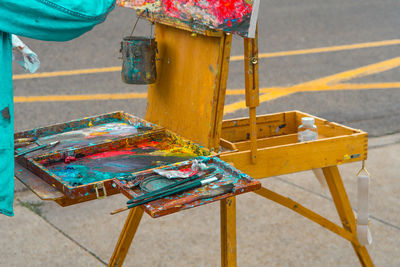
[220,110,368,178]
[16,128,210,202]
[113,157,261,218]
[14,111,161,158]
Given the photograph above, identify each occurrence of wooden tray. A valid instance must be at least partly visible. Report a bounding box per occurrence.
[17,129,210,202]
[14,111,161,158]
[220,110,368,178]
[114,157,261,218]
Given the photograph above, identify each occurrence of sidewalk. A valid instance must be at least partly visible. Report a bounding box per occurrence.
[1,133,399,266]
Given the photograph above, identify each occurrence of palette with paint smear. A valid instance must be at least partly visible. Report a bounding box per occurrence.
[17,128,210,200]
[114,157,261,218]
[14,111,161,158]
[117,0,260,38]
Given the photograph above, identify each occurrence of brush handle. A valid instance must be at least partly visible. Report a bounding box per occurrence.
[127,177,217,209]
[163,195,200,209]
[15,141,59,157]
[126,168,216,204]
[111,177,217,215]
[14,141,34,148]
[163,183,235,209]
[110,206,128,215]
[15,143,47,157]
[14,138,35,144]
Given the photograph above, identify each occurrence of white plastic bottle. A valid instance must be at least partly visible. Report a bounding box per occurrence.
[298,117,318,142]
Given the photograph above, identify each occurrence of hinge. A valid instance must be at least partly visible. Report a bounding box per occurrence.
[94,182,107,199]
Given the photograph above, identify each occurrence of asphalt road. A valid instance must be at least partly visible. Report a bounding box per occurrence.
[12,0,400,137]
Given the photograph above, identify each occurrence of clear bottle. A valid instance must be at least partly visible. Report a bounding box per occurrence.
[298,117,318,142]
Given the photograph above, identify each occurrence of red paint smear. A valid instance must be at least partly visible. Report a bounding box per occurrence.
[162,0,252,24]
[86,150,136,160]
[64,156,76,163]
[177,168,198,177]
[137,140,161,149]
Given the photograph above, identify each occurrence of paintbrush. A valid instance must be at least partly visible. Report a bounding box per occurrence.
[14,137,36,148]
[162,183,235,209]
[14,137,35,144]
[126,167,217,205]
[111,176,218,215]
[15,141,60,157]
[14,141,34,149]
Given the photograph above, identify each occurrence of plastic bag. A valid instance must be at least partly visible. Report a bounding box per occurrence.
[12,35,40,73]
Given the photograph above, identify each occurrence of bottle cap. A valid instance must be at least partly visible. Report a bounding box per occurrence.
[301,117,315,126]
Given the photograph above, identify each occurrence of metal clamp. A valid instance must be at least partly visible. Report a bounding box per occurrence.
[94,182,107,199]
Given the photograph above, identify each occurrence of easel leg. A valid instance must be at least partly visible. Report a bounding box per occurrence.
[109,207,144,267]
[322,166,373,267]
[244,26,259,164]
[220,196,237,267]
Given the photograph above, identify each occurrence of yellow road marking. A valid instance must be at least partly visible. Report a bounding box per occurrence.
[13,39,400,80]
[14,92,147,103]
[13,89,281,103]
[223,88,292,114]
[301,56,400,86]
[333,82,400,89]
[13,66,121,80]
[223,56,400,114]
[230,39,400,61]
[14,80,400,104]
[13,40,400,113]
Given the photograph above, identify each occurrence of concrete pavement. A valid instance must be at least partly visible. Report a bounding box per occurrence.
[1,133,399,266]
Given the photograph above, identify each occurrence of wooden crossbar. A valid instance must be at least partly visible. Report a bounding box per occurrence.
[254,186,357,243]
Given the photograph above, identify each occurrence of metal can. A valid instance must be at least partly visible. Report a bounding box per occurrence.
[121,36,157,84]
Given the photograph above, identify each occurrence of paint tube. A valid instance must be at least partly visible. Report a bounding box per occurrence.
[153,169,195,179]
[12,35,40,73]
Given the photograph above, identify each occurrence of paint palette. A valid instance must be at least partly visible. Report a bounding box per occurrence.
[14,111,161,158]
[117,0,260,38]
[17,128,210,201]
[114,157,261,218]
[14,112,260,207]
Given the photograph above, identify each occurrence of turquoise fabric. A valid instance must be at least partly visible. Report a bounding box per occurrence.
[0,0,115,41]
[0,32,13,216]
[0,0,115,216]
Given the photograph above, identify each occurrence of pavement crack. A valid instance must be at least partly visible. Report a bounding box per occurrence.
[273,177,400,232]
[16,199,107,266]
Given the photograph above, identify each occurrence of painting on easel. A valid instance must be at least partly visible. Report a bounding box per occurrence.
[117,0,260,37]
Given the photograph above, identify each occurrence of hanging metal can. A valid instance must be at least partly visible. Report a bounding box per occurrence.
[121,36,157,84]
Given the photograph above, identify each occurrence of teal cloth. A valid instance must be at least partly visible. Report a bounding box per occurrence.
[0,0,115,216]
[0,32,13,216]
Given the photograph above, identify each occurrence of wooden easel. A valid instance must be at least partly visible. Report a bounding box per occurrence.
[109,22,373,267]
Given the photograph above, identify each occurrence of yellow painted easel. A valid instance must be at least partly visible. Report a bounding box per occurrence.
[109,21,373,267]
